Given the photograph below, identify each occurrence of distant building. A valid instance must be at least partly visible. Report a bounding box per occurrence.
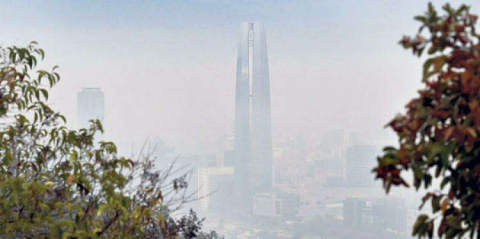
[346,145,376,187]
[197,167,234,212]
[277,193,301,220]
[343,197,408,232]
[253,192,282,217]
[319,128,349,160]
[375,197,407,231]
[325,176,345,188]
[77,87,104,129]
[343,198,375,227]
[298,194,326,221]
[234,22,273,196]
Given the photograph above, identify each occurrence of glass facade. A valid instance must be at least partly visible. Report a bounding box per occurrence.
[234,22,273,196]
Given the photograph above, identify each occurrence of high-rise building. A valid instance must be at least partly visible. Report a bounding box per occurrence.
[346,145,376,187]
[234,22,273,195]
[197,167,235,212]
[77,88,105,129]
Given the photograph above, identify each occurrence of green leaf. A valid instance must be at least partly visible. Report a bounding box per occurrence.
[97,204,108,217]
[69,150,78,165]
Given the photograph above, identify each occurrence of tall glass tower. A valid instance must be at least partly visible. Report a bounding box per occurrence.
[234,22,273,195]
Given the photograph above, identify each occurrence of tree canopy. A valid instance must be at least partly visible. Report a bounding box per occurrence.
[374,3,480,238]
[0,43,216,238]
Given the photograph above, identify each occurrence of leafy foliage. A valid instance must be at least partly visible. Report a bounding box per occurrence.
[374,3,480,238]
[0,43,219,238]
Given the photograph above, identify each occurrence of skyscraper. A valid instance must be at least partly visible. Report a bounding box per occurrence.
[346,145,376,187]
[234,22,273,195]
[77,87,105,129]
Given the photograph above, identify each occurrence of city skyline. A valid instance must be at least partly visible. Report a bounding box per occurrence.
[2,1,471,152]
[1,1,466,237]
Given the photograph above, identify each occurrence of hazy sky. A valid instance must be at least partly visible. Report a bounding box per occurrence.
[1,0,476,152]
